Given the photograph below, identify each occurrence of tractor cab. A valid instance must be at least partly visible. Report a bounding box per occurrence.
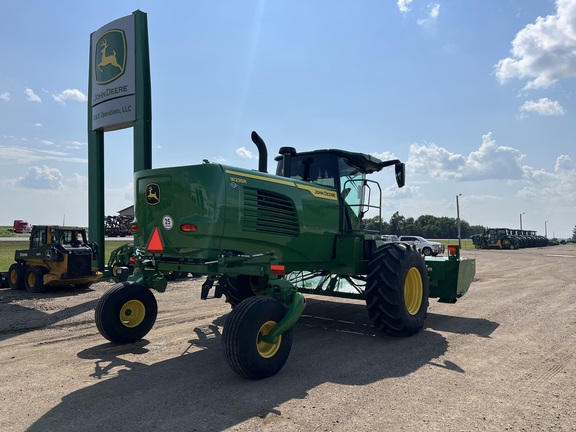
[275,147,405,231]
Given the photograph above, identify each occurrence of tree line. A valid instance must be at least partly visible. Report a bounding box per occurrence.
[363,211,485,239]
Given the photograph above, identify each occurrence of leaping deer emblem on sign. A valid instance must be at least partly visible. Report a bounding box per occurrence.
[98,39,124,73]
[95,30,127,85]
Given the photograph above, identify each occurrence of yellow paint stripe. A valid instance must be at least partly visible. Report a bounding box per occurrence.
[225,169,338,200]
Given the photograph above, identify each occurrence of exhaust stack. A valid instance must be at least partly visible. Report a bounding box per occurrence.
[251,131,268,173]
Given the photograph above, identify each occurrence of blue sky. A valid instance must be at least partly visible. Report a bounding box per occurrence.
[1,0,575,238]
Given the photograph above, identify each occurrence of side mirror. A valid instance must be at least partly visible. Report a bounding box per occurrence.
[395,163,405,188]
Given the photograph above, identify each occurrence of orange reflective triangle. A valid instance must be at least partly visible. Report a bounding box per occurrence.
[147,227,164,253]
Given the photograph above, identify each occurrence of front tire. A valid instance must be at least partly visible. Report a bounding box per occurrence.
[95,282,158,343]
[222,296,293,379]
[366,243,429,336]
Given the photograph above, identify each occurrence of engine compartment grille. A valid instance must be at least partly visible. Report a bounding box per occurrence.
[243,188,299,236]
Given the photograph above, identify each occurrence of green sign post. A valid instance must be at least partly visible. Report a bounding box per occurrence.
[88,10,152,271]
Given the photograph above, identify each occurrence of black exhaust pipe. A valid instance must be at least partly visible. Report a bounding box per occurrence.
[251,131,268,173]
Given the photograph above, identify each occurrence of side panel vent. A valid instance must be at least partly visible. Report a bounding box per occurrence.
[243,188,299,236]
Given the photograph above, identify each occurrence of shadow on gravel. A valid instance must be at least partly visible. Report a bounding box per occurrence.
[425,312,500,338]
[28,298,491,432]
[0,292,98,342]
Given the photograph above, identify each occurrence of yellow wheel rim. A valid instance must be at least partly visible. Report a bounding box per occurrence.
[27,273,36,287]
[256,320,282,359]
[10,270,17,284]
[404,267,423,316]
[120,300,146,328]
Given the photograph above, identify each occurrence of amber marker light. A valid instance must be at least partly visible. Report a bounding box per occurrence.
[270,265,285,275]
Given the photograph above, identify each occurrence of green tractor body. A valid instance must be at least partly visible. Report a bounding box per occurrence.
[96,132,475,379]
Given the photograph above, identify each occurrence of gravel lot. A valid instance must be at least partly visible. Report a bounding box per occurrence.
[1,245,575,431]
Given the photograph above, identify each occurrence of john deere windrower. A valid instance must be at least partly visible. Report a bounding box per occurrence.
[95,132,475,379]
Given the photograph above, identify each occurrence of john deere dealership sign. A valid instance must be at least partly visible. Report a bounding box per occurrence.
[90,14,135,131]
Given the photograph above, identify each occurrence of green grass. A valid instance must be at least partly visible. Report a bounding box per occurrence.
[433,239,475,250]
[0,226,28,238]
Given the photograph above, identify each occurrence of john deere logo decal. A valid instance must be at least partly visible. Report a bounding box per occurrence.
[146,183,160,206]
[95,30,126,84]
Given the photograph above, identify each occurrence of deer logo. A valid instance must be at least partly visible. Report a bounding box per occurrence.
[146,183,160,205]
[98,39,124,73]
[94,30,126,85]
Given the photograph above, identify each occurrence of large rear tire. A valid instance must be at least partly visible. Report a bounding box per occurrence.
[222,275,257,308]
[223,296,293,379]
[8,263,26,291]
[95,282,158,343]
[366,243,429,336]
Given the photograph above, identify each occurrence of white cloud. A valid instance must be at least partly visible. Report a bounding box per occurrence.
[495,0,576,89]
[0,92,10,102]
[417,3,441,26]
[236,146,256,159]
[406,134,576,209]
[52,88,88,104]
[25,88,41,102]
[555,154,574,172]
[0,145,87,165]
[407,132,525,181]
[398,0,413,14]
[519,98,565,116]
[65,141,87,150]
[407,142,466,181]
[68,173,88,188]
[16,165,64,189]
[372,151,397,161]
[429,3,440,19]
[517,154,576,204]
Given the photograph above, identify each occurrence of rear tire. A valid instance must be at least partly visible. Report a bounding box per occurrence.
[366,243,429,336]
[222,275,257,307]
[8,263,26,290]
[223,296,293,379]
[25,266,48,293]
[95,282,158,343]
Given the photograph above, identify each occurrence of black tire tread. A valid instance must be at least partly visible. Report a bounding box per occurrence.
[223,296,293,379]
[365,243,429,336]
[8,263,26,291]
[95,282,158,343]
[25,266,48,293]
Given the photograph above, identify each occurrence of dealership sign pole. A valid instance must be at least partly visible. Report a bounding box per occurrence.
[88,10,151,271]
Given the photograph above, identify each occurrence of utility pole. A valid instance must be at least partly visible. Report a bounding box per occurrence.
[456,194,462,248]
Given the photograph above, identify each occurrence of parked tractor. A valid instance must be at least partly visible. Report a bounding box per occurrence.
[471,228,549,249]
[7,225,102,293]
[95,132,475,379]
